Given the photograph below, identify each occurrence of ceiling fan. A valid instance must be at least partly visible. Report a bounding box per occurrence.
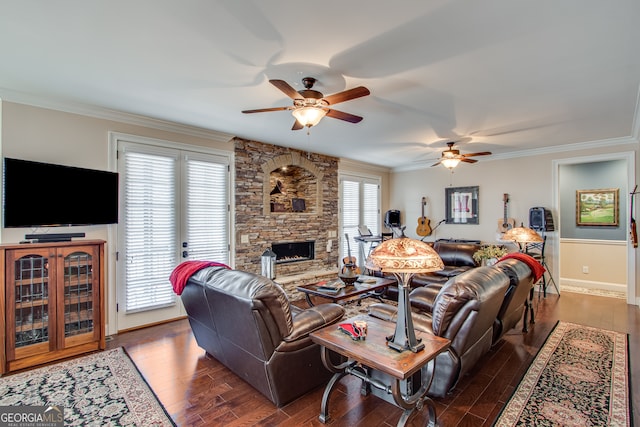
[242,77,370,130]
[431,142,492,169]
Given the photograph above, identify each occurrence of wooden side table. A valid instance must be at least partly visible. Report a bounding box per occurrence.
[310,315,450,427]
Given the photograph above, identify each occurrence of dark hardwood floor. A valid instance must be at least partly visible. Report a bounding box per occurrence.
[107,291,639,426]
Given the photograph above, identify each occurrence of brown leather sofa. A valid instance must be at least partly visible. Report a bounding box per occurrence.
[368,263,512,398]
[180,266,345,407]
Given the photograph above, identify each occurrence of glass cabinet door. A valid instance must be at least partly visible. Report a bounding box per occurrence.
[63,251,95,337]
[12,253,52,350]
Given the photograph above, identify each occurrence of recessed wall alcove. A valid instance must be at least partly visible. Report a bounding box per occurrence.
[262,152,324,216]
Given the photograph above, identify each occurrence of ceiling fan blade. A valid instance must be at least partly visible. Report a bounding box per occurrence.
[323,86,370,105]
[462,151,492,157]
[292,120,304,131]
[326,109,363,123]
[430,160,443,167]
[242,107,289,114]
[269,79,303,100]
[461,158,478,163]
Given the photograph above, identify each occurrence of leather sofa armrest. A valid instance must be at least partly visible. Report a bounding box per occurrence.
[368,302,399,322]
[368,303,435,335]
[409,285,442,312]
[411,272,449,287]
[435,266,472,277]
[285,303,345,342]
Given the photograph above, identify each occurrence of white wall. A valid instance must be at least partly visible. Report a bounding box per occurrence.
[0,102,235,243]
[0,101,235,334]
[389,144,639,302]
[1,100,637,317]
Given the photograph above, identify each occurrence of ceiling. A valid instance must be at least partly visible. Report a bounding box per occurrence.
[1,0,639,170]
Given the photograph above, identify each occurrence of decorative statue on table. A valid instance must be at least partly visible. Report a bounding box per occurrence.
[340,233,360,285]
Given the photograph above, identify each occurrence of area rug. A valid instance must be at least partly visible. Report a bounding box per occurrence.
[0,347,175,427]
[341,296,398,319]
[494,321,631,426]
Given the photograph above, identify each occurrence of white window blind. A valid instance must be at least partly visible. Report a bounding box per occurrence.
[123,151,178,312]
[341,180,360,248]
[185,157,229,263]
[363,181,380,236]
[340,174,381,266]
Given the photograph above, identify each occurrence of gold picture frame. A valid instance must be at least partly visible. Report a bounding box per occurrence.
[576,188,619,226]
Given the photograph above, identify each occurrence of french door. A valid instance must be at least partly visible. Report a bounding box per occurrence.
[339,173,380,270]
[115,139,231,331]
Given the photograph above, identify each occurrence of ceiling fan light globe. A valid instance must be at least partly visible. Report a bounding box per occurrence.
[292,107,327,127]
[441,158,461,169]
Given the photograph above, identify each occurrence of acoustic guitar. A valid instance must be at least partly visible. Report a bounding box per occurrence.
[342,233,361,275]
[497,193,516,233]
[631,185,638,248]
[416,197,432,236]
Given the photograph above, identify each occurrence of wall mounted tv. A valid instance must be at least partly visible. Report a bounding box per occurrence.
[3,157,119,228]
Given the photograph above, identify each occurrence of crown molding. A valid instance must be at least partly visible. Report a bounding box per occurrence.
[339,157,391,174]
[393,135,639,173]
[0,88,235,144]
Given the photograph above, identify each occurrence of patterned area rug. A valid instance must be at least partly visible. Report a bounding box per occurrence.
[494,321,631,426]
[0,347,175,427]
[341,296,397,319]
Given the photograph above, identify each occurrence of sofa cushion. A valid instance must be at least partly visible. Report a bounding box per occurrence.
[433,241,480,268]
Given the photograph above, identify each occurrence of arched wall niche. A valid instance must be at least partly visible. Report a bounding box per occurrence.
[262,152,324,215]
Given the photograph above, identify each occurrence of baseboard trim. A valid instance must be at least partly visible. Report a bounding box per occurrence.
[560,278,626,294]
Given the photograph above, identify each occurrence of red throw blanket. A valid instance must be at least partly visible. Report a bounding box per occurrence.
[498,252,546,283]
[170,261,231,295]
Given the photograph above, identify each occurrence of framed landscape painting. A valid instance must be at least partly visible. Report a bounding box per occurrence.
[576,188,619,226]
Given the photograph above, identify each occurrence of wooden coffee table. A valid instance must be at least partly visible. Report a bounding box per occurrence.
[310,314,450,427]
[296,275,396,307]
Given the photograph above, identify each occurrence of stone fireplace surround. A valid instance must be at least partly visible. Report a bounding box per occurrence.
[234,138,339,299]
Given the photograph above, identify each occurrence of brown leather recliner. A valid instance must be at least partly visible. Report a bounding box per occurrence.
[492,258,535,343]
[368,265,510,398]
[180,266,345,407]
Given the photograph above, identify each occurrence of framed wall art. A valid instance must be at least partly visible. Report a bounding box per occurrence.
[576,188,619,226]
[445,186,479,224]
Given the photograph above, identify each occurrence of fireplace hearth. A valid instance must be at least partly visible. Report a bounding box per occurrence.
[272,241,315,264]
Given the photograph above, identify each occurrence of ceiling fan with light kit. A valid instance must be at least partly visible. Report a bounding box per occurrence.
[242,77,370,131]
[430,141,492,169]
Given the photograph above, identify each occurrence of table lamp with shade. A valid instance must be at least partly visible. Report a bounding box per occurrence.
[502,223,543,252]
[365,237,444,352]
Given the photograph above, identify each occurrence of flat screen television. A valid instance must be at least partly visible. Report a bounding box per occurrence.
[3,157,119,228]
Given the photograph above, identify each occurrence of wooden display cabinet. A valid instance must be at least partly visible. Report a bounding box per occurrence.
[1,240,105,374]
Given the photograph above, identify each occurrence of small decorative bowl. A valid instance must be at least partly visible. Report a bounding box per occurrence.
[339,274,359,285]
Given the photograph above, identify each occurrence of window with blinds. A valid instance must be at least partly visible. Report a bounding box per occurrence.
[339,174,381,267]
[185,157,229,262]
[122,150,179,312]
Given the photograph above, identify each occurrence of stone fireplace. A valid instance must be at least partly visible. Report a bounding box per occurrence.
[234,138,339,291]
